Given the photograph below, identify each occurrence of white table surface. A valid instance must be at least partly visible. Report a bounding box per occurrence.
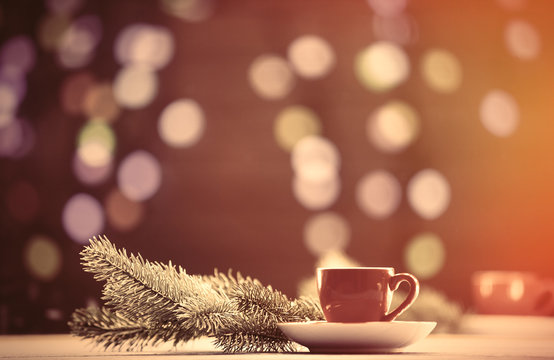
[1,315,553,360]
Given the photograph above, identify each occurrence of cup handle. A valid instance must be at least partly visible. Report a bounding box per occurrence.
[383,273,420,321]
[533,281,554,316]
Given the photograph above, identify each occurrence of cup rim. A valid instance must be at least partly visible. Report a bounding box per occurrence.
[317,266,394,271]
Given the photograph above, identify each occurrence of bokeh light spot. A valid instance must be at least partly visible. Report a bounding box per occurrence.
[72,151,112,186]
[117,150,162,202]
[292,135,340,183]
[0,67,28,103]
[160,0,216,22]
[355,41,410,92]
[62,193,104,244]
[57,15,102,69]
[0,36,36,75]
[0,118,35,158]
[60,71,95,115]
[38,14,71,51]
[23,235,62,282]
[274,105,321,152]
[77,121,116,167]
[114,65,158,109]
[421,49,463,93]
[248,54,295,100]
[356,170,401,219]
[158,99,205,148]
[115,24,174,70]
[367,0,408,17]
[480,89,519,137]
[293,176,341,210]
[407,169,451,220]
[287,35,336,79]
[367,100,420,153]
[0,82,18,128]
[303,212,350,257]
[47,0,84,15]
[372,14,418,45]
[505,19,540,60]
[6,180,39,223]
[404,232,446,279]
[105,188,144,232]
[83,82,120,122]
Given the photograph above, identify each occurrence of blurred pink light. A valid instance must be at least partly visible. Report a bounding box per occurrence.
[0,119,34,158]
[72,151,112,186]
[0,67,27,103]
[57,15,102,69]
[0,36,36,75]
[117,150,162,202]
[62,193,104,244]
[367,0,408,17]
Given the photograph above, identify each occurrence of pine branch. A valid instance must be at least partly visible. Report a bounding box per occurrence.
[213,312,297,353]
[291,296,325,321]
[71,236,324,353]
[68,307,155,350]
[203,269,253,299]
[76,236,236,346]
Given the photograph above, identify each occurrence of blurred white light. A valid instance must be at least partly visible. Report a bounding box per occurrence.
[293,176,341,210]
[292,135,340,183]
[248,54,295,100]
[356,170,401,219]
[287,35,336,79]
[480,89,519,137]
[505,19,540,60]
[114,65,158,109]
[407,169,451,220]
[62,193,104,244]
[117,150,162,202]
[367,100,419,153]
[304,212,350,257]
[355,41,410,92]
[509,278,525,301]
[115,24,175,70]
[158,99,205,147]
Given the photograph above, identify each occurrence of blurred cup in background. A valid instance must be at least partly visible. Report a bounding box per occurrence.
[472,271,554,316]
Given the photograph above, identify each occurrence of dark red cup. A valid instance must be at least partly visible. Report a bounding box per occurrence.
[317,267,419,322]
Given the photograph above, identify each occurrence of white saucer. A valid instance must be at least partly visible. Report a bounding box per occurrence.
[277,320,436,353]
